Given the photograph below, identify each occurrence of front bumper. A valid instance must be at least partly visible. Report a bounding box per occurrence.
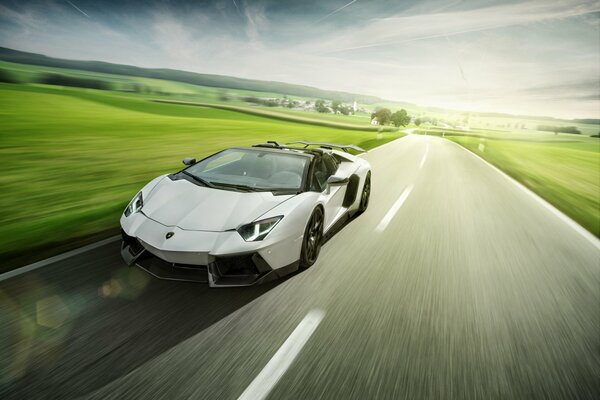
[121,232,297,286]
[119,213,302,287]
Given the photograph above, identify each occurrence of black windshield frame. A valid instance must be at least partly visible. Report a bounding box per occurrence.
[174,147,314,194]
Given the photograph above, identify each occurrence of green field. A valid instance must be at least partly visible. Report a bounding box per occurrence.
[0,83,402,268]
[416,128,600,237]
[4,58,598,135]
[0,60,401,130]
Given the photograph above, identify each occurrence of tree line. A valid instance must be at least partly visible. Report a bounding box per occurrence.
[371,108,411,127]
[315,99,354,115]
[0,68,18,83]
[37,73,112,90]
[537,125,581,135]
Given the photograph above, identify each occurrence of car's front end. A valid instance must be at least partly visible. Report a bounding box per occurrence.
[120,205,306,287]
[119,146,317,287]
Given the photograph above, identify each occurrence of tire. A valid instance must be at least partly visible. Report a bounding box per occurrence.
[299,207,324,269]
[358,172,371,212]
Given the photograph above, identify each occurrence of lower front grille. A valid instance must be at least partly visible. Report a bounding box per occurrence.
[214,254,259,276]
[135,252,209,283]
[209,254,273,286]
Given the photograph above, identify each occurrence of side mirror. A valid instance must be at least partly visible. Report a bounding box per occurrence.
[327,175,349,186]
[182,157,196,166]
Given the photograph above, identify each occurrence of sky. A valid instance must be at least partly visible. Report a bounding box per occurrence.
[0,0,599,119]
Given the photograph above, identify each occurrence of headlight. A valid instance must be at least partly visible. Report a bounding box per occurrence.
[237,216,283,241]
[124,192,143,217]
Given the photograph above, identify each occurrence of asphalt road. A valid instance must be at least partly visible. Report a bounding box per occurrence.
[1,135,599,399]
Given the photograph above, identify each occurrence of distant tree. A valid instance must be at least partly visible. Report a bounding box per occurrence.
[391,109,411,127]
[0,69,18,83]
[331,100,341,114]
[537,125,581,135]
[130,83,146,93]
[243,96,261,104]
[315,99,329,113]
[338,105,351,115]
[38,73,110,90]
[371,108,392,125]
[561,126,581,134]
[414,118,422,127]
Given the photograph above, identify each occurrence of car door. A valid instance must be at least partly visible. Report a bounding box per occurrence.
[311,154,347,231]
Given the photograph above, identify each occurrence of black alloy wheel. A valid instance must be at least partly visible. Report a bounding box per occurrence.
[300,207,324,269]
[359,172,371,212]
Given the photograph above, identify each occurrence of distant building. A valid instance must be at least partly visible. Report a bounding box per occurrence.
[353,101,358,113]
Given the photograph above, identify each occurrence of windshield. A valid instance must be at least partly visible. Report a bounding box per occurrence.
[184,148,309,191]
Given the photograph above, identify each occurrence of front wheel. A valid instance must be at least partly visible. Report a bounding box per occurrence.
[299,207,324,269]
[358,172,371,212]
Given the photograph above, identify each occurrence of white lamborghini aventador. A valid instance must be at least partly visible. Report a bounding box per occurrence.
[120,141,371,287]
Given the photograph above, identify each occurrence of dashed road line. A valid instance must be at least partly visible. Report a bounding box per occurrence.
[419,144,429,169]
[375,184,414,232]
[238,309,325,400]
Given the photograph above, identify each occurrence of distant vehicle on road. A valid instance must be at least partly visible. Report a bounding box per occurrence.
[120,141,372,287]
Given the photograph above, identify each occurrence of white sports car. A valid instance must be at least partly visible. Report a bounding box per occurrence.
[120,141,371,287]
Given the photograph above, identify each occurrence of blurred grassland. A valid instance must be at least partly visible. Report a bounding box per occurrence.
[417,128,600,237]
[0,60,383,128]
[0,83,401,264]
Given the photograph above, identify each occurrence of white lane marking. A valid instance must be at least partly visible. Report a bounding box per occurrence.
[375,184,414,232]
[238,309,325,400]
[0,235,121,282]
[449,140,600,250]
[419,144,429,169]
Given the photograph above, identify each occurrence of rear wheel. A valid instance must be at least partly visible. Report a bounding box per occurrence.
[358,172,371,212]
[300,207,324,269]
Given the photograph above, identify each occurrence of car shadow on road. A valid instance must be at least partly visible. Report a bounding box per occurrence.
[0,210,360,399]
[0,247,296,399]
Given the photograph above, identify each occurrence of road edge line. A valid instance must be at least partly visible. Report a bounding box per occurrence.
[0,235,121,282]
[360,133,412,157]
[447,139,600,250]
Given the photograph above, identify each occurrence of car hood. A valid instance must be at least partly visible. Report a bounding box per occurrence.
[141,177,294,231]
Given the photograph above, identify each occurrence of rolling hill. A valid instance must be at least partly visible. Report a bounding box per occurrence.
[0,46,389,104]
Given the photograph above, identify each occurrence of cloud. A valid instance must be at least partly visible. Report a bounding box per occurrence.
[243,2,269,44]
[0,0,598,118]
[518,79,600,102]
[303,0,600,54]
